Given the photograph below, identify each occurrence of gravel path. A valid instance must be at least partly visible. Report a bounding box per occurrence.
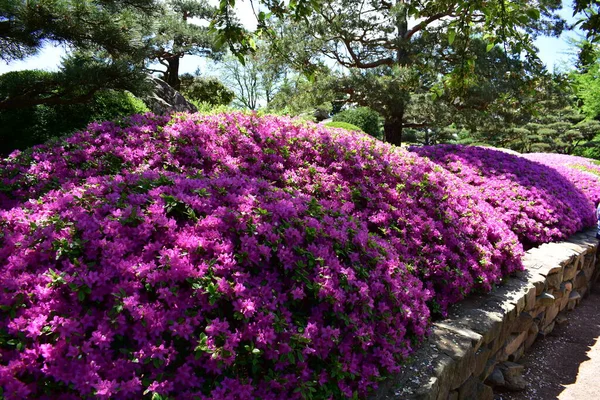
[495,282,600,400]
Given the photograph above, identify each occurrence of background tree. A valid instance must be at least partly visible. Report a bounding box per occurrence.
[146,0,219,90]
[267,70,341,120]
[219,45,287,110]
[0,0,159,107]
[269,0,564,146]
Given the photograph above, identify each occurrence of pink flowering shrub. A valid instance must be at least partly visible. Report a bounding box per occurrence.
[410,145,596,247]
[522,153,600,204]
[1,113,522,398]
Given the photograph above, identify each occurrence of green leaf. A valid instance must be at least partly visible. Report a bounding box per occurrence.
[448,29,456,45]
[486,43,495,52]
[526,9,541,20]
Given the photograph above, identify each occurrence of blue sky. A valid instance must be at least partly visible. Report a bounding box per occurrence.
[0,0,584,76]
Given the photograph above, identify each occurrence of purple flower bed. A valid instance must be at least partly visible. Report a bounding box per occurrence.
[0,113,522,398]
[410,145,596,247]
[522,153,600,204]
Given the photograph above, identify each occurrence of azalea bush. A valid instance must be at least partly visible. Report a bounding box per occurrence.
[0,113,523,399]
[522,153,600,203]
[410,145,596,247]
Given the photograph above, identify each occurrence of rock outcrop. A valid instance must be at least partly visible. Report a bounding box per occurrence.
[142,75,197,115]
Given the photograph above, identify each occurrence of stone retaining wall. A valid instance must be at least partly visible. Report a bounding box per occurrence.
[373,229,600,400]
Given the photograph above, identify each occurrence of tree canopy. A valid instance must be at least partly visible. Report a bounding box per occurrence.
[260,0,565,145]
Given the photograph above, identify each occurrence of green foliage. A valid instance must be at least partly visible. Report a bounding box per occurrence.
[272,0,565,145]
[0,0,159,63]
[267,71,338,120]
[576,145,600,160]
[324,121,363,132]
[179,74,234,106]
[574,1,600,42]
[0,87,148,156]
[332,107,382,138]
[573,62,600,119]
[147,1,219,89]
[188,101,236,114]
[0,54,150,110]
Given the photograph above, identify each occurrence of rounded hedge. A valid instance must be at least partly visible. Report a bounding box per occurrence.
[323,121,364,132]
[0,89,148,157]
[0,113,523,399]
[332,107,381,138]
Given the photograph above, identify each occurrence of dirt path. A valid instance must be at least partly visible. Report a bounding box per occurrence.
[495,282,600,400]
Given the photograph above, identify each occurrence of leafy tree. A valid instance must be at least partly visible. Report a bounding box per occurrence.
[0,0,159,62]
[573,60,600,118]
[574,0,600,42]
[267,71,340,120]
[0,1,159,109]
[179,73,234,105]
[269,0,564,146]
[219,46,287,110]
[0,53,149,110]
[146,0,219,90]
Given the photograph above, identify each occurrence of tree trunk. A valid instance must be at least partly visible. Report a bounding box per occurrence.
[384,119,403,147]
[166,57,181,91]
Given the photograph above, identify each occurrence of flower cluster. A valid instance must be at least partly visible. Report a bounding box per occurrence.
[410,145,596,247]
[522,153,600,205]
[1,113,523,398]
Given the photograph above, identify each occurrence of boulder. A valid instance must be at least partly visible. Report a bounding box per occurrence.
[142,75,197,115]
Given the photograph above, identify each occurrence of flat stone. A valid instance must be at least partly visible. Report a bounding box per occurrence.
[504,331,528,356]
[539,321,556,337]
[479,359,496,381]
[563,265,577,281]
[524,323,539,350]
[433,322,483,352]
[458,377,493,400]
[561,242,589,256]
[485,368,505,387]
[473,347,491,377]
[576,270,588,289]
[543,303,561,327]
[546,271,564,290]
[556,312,569,326]
[530,274,546,296]
[508,344,525,362]
[536,292,555,307]
[442,305,504,346]
[570,290,582,302]
[524,285,537,311]
[430,326,473,361]
[559,292,570,311]
[584,264,596,281]
[498,362,527,391]
[511,312,533,333]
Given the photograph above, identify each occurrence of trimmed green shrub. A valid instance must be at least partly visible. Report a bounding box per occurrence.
[0,87,148,156]
[179,74,234,106]
[332,107,382,137]
[324,121,364,132]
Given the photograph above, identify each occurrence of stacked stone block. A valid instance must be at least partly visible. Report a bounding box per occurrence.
[373,229,600,400]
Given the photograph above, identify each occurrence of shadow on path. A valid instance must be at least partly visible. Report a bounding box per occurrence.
[495,282,600,400]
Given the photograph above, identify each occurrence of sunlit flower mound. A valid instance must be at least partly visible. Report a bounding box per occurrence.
[522,153,600,204]
[410,145,596,248]
[0,113,522,399]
